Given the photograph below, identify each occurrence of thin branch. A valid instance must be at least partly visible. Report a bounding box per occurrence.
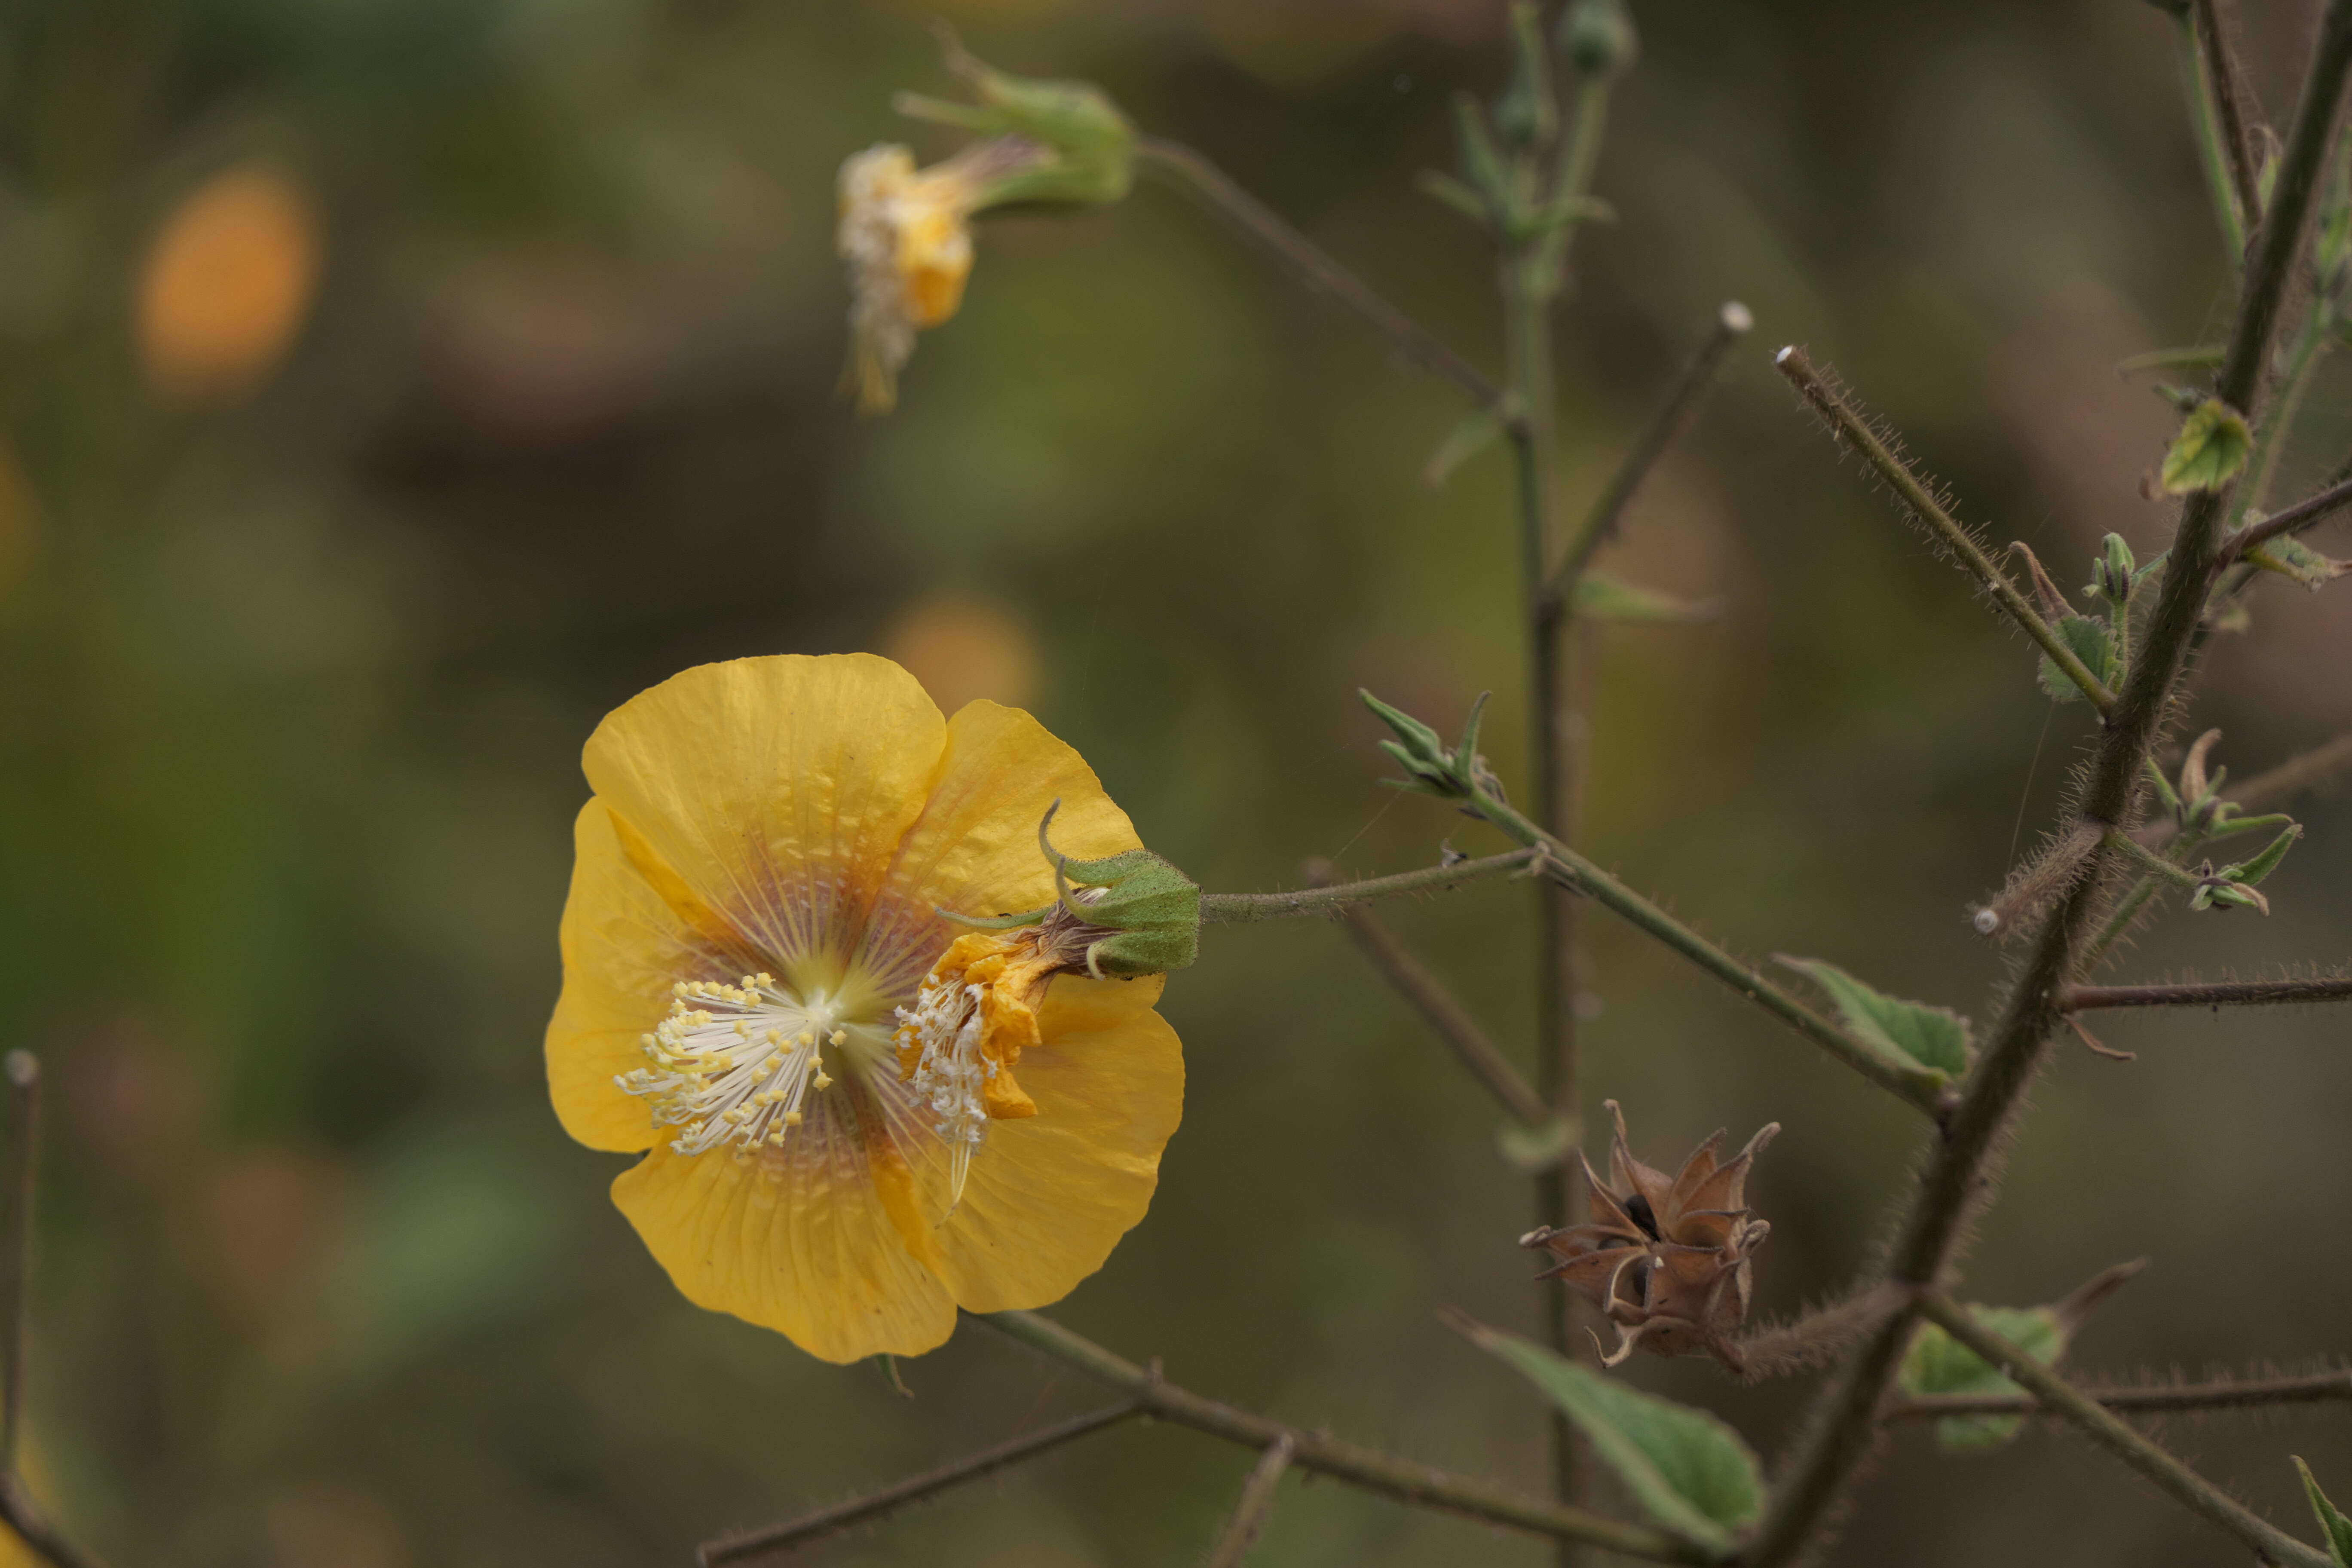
[0,1053,34,1473]
[1204,1435,1295,1568]
[1315,877,1553,1128]
[2217,472,2352,565]
[2234,732,2352,813]
[1746,12,2352,1562]
[1891,1369,2352,1419]
[2193,0,2267,241]
[1773,347,2118,711]
[1915,1292,2332,1568]
[1541,301,1753,609]
[1458,789,1950,1115]
[2104,828,2205,888]
[2062,974,2352,1010]
[1133,138,1501,406]
[974,1311,1712,1563]
[1201,849,1537,924]
[697,1402,1142,1564]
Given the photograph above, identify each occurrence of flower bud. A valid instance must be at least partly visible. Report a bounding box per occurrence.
[1557,0,1638,79]
[895,31,1135,208]
[942,801,1200,980]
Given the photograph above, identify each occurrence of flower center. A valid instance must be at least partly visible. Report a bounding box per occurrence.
[618,974,868,1157]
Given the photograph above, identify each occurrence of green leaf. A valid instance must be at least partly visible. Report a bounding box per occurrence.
[2221,822,2302,886]
[2246,533,2352,590]
[2159,398,2253,494]
[1773,956,1972,1078]
[1459,1318,1758,1549]
[2037,614,2116,704]
[1574,574,1721,623]
[1898,1305,2064,1452]
[2294,1457,2352,1565]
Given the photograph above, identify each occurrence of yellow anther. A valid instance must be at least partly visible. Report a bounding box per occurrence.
[829,1029,847,1047]
[784,1110,803,1127]
[813,1072,833,1090]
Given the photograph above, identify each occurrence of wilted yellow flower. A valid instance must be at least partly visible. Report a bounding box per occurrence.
[136,164,320,402]
[837,138,1048,413]
[545,654,1185,1362]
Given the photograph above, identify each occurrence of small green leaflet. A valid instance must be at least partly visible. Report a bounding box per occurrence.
[2037,615,2117,704]
[1899,1305,2064,1451]
[1421,400,1509,488]
[1459,1317,1759,1551]
[1774,956,1972,1078]
[2295,1458,2352,1565]
[1575,574,1721,623]
[2246,533,2352,590]
[2159,398,2253,494]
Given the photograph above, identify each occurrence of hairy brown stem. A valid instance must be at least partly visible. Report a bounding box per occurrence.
[2215,472,2352,564]
[697,1402,1142,1564]
[1744,11,2352,1562]
[2192,0,2267,240]
[1915,1293,2332,1568]
[975,1311,1712,1563]
[2062,974,2352,1010]
[1890,1369,2352,1419]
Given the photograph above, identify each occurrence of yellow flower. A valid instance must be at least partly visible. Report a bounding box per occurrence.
[836,138,1042,414]
[545,653,1184,1363]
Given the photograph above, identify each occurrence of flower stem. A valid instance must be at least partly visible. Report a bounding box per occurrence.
[973,1311,1712,1563]
[1324,893,1555,1129]
[1460,791,1949,1113]
[1132,137,1501,406]
[2190,0,2266,247]
[696,1402,1143,1564]
[1773,347,2118,712]
[1914,1292,2334,1568]
[1199,849,1538,924]
[1203,1435,1295,1568]
[2178,11,2251,256]
[1542,301,1752,609]
[1744,12,2352,1560]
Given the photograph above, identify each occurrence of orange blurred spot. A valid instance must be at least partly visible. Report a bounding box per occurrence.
[136,165,321,403]
[883,594,1041,714]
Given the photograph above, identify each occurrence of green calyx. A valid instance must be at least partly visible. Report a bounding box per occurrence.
[1361,687,1497,802]
[893,29,1135,209]
[940,800,1200,979]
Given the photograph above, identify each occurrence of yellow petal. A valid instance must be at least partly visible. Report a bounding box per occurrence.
[927,973,1182,1313]
[551,800,771,1153]
[610,1081,956,1363]
[857,700,1141,997]
[582,655,944,985]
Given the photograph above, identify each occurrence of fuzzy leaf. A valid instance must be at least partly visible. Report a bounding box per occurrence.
[1461,1319,1760,1547]
[2159,398,2253,494]
[1899,1305,2064,1451]
[1574,574,1720,623]
[1774,956,1972,1077]
[2037,615,2116,704]
[2246,533,2352,590]
[2295,1458,2352,1566]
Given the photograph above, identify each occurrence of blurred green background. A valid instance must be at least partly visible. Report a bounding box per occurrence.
[3,0,2350,1563]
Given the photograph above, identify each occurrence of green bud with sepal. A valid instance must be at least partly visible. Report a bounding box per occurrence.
[938,800,1200,978]
[893,28,1135,208]
[1493,1,1560,150]
[1557,0,1638,78]
[2192,822,2302,913]
[1361,688,1499,801]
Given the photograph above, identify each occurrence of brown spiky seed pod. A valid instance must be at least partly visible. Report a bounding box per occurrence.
[1520,1100,1780,1372]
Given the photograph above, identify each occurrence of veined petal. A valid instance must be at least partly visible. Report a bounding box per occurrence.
[859,700,1141,997]
[610,1077,956,1363]
[922,974,1181,1313]
[582,655,945,982]
[549,800,759,1153]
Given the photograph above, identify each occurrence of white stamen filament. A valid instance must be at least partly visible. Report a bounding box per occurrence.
[894,973,994,1209]
[617,974,841,1158]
